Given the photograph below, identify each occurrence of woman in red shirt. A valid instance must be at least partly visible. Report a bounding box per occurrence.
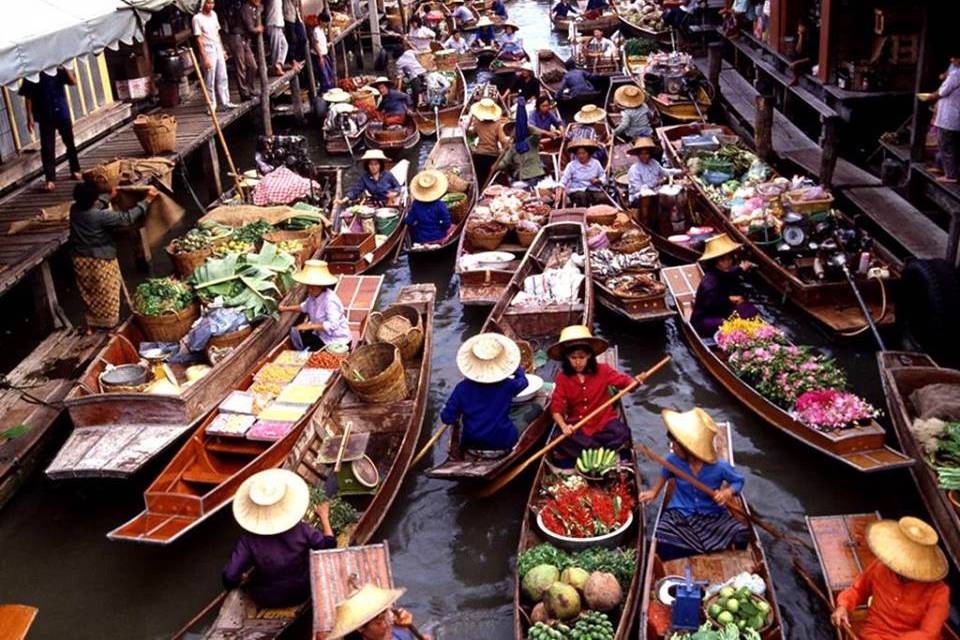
[548,325,633,466]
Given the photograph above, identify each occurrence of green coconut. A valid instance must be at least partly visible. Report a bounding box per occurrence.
[544,582,581,620]
[522,564,559,602]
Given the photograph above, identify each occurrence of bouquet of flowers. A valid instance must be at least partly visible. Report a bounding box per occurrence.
[715,314,786,352]
[726,342,846,407]
[793,389,881,431]
[540,475,635,538]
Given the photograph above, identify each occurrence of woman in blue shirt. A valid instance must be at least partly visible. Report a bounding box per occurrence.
[441,333,530,452]
[491,0,508,19]
[639,408,750,561]
[405,170,452,244]
[339,149,401,206]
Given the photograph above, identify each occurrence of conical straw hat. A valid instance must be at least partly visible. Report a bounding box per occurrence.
[470,98,503,121]
[232,469,310,535]
[698,233,742,262]
[567,137,600,154]
[360,149,389,163]
[627,136,657,155]
[547,325,609,361]
[410,170,449,202]
[661,408,719,463]
[457,333,521,383]
[327,583,407,639]
[866,517,948,582]
[574,104,606,123]
[614,84,647,108]
[293,260,339,287]
[323,87,351,103]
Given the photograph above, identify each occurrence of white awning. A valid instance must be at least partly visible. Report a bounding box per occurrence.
[0,0,199,88]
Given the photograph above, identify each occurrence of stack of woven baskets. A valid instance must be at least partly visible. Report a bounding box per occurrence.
[341,343,408,403]
[364,305,424,361]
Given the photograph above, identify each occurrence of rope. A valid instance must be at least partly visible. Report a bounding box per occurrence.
[840,275,888,337]
[0,376,63,410]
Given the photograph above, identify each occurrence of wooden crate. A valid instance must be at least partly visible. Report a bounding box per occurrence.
[323,233,375,262]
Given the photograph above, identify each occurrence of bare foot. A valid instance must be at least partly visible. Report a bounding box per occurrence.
[38,181,55,192]
[928,166,943,175]
[71,171,83,181]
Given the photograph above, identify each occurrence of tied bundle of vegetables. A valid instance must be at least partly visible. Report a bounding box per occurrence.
[670,623,762,640]
[576,448,618,475]
[133,278,195,316]
[232,220,275,244]
[189,242,296,320]
[932,421,960,490]
[623,37,659,57]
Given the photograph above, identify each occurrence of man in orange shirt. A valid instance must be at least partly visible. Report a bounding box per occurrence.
[832,516,950,639]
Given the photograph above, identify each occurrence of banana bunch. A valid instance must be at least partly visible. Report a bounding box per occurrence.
[576,448,618,476]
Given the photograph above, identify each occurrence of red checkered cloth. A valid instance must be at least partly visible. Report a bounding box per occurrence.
[252,166,318,206]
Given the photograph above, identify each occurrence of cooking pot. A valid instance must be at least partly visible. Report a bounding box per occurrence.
[99,363,148,388]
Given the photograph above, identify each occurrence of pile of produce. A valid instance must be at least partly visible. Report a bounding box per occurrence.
[590,245,660,279]
[276,239,305,255]
[189,242,296,320]
[527,611,616,640]
[307,351,347,369]
[133,278,195,316]
[518,543,636,591]
[623,36,661,57]
[607,273,665,298]
[621,2,664,30]
[705,586,772,633]
[576,448,618,476]
[539,474,634,539]
[232,220,275,244]
[475,187,551,228]
[305,486,359,536]
[908,419,960,491]
[281,212,324,231]
[670,623,762,640]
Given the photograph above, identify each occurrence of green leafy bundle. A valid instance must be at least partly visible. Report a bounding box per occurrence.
[133,278,195,316]
[305,486,360,535]
[232,220,275,244]
[623,37,659,57]
[188,242,295,320]
[933,422,960,490]
[517,543,636,590]
[669,623,761,640]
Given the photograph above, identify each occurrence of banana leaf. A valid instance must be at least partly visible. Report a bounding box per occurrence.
[188,243,296,319]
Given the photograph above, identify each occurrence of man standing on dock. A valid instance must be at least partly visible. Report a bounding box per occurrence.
[193,0,237,110]
[224,0,259,100]
[19,66,83,192]
[265,0,289,75]
[925,52,960,185]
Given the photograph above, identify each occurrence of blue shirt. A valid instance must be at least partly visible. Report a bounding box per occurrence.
[661,452,745,517]
[18,69,70,124]
[531,109,563,132]
[553,1,577,17]
[379,88,412,115]
[441,367,528,450]
[347,171,401,202]
[586,0,608,10]
[405,200,452,243]
[558,69,597,98]
[492,0,508,18]
[475,26,496,44]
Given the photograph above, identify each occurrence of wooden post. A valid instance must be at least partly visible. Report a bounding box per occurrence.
[819,115,839,189]
[369,0,382,53]
[707,42,723,97]
[256,31,273,137]
[290,72,305,123]
[755,94,774,162]
[817,0,834,83]
[202,138,223,199]
[300,7,319,110]
[35,262,70,330]
[909,6,931,163]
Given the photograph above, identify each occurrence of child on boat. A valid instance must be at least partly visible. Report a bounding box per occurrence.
[280,260,351,350]
[405,170,453,245]
[690,234,758,337]
[638,408,750,561]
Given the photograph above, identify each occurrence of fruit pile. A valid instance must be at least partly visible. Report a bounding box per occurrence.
[170,228,216,254]
[706,586,771,633]
[526,611,614,640]
[576,448,618,476]
[213,239,255,258]
[277,239,304,255]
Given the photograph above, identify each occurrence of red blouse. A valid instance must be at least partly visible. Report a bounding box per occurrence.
[550,363,634,436]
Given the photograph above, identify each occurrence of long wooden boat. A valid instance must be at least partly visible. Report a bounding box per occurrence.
[414,65,467,136]
[630,54,712,122]
[105,276,383,544]
[662,263,914,472]
[552,1,620,36]
[615,3,668,40]
[322,161,411,275]
[558,119,615,208]
[407,129,477,255]
[877,351,960,570]
[807,512,960,640]
[659,123,901,333]
[428,218,593,481]
[490,49,533,91]
[639,422,784,639]
[537,48,568,95]
[364,114,421,152]
[0,604,37,640]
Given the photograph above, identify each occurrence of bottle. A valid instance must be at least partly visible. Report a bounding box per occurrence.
[857,251,870,275]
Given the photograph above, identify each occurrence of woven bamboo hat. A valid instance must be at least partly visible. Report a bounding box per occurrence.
[410,170,449,202]
[627,137,657,155]
[547,325,609,361]
[293,260,339,287]
[574,104,606,123]
[867,517,949,582]
[360,149,389,163]
[327,583,407,639]
[661,408,719,464]
[614,84,647,108]
[233,469,310,535]
[457,333,521,383]
[470,98,503,121]
[567,137,599,154]
[369,76,392,88]
[503,20,519,30]
[323,87,351,103]
[475,16,494,27]
[698,233,742,262]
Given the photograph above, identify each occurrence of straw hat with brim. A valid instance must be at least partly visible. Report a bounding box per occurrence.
[323,88,351,103]
[547,325,609,361]
[457,333,521,383]
[568,138,600,154]
[627,137,657,155]
[503,21,519,30]
[293,260,339,287]
[327,583,407,640]
[475,16,494,27]
[574,105,606,123]
[867,517,948,582]
[661,408,719,464]
[233,469,310,535]
[369,76,392,88]
[360,149,389,163]
[470,98,503,121]
[698,233,742,263]
[614,84,647,109]
[411,170,448,202]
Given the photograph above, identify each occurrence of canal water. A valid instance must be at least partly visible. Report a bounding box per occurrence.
[0,2,950,638]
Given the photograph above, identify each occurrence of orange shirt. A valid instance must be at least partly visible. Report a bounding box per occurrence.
[836,559,950,640]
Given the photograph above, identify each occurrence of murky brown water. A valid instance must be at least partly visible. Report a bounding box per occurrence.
[0,2,954,638]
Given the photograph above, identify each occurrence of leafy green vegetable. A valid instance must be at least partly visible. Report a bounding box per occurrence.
[188,243,295,320]
[518,543,572,579]
[517,543,636,591]
[305,486,359,535]
[623,37,659,57]
[133,277,195,316]
[0,424,30,441]
[669,623,761,640]
[232,220,275,244]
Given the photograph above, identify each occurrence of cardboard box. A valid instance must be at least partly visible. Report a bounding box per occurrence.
[114,76,153,101]
[124,55,152,79]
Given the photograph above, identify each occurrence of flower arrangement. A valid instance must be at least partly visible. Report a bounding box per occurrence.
[726,342,846,407]
[716,314,786,352]
[793,389,880,430]
[540,475,635,538]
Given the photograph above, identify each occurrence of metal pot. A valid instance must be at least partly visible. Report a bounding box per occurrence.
[156,48,184,82]
[99,363,148,388]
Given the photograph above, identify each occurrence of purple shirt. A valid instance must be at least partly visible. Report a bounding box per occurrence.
[223,522,336,607]
[301,289,352,343]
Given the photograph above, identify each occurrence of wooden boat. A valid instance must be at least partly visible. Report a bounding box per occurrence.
[639,422,784,639]
[364,114,421,152]
[323,107,369,156]
[877,351,960,570]
[570,36,623,78]
[662,263,914,472]
[490,49,532,91]
[807,512,960,640]
[552,1,621,36]
[322,161,411,275]
[0,604,37,640]
[537,49,569,95]
[629,53,712,122]
[414,65,467,136]
[658,122,901,333]
[428,218,593,481]
[407,129,477,255]
[615,3,669,40]
[105,276,382,544]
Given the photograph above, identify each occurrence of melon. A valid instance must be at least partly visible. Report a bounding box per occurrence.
[522,564,559,602]
[544,582,581,620]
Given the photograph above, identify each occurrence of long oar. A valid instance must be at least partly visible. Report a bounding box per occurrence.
[412,422,453,467]
[792,559,860,640]
[474,356,671,498]
[636,444,812,550]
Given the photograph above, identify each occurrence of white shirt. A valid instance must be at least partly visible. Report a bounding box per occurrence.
[443,35,469,54]
[587,37,616,57]
[192,11,224,53]
[408,26,435,51]
[397,49,427,79]
[266,0,284,27]
[313,25,328,56]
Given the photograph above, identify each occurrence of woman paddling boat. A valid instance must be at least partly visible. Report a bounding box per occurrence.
[337,149,401,207]
[279,260,352,351]
[689,233,758,337]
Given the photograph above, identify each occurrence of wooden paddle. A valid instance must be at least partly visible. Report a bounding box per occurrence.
[792,559,860,640]
[412,422,453,467]
[635,444,812,550]
[474,355,671,498]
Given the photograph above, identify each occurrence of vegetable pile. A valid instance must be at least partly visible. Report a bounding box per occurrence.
[189,242,296,320]
[576,448,618,476]
[518,544,636,592]
[912,420,960,491]
[539,474,635,539]
[133,278,195,316]
[670,623,762,640]
[305,486,359,536]
[705,586,772,633]
[232,220,275,244]
[623,36,661,57]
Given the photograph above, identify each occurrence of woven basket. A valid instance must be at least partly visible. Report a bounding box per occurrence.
[133,114,177,155]
[262,229,320,267]
[134,303,200,343]
[784,191,834,214]
[444,193,468,224]
[516,228,538,247]
[586,211,617,226]
[341,343,408,403]
[207,324,253,351]
[166,242,212,279]
[517,339,535,373]
[364,304,424,360]
[445,173,469,193]
[605,228,624,243]
[82,160,122,193]
[466,223,508,251]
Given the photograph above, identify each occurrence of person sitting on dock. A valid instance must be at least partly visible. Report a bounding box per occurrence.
[501,63,540,104]
[529,96,563,141]
[394,44,428,107]
[450,0,477,29]
[441,333,532,454]
[328,582,432,640]
[338,149,401,207]
[612,85,653,141]
[371,77,414,125]
[491,0,509,20]
[638,408,749,561]
[498,22,525,60]
[406,16,435,52]
[280,260,351,350]
[552,0,578,20]
[831,516,950,640]
[443,29,471,55]
[548,325,633,466]
[467,98,509,183]
[496,97,548,188]
[559,139,607,206]
[406,170,453,245]
[556,60,599,100]
[222,469,336,608]
[689,234,758,337]
[625,137,666,206]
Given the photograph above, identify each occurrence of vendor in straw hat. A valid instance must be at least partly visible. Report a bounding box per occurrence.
[370,76,414,126]
[625,137,666,206]
[405,170,453,245]
[690,234,758,337]
[832,516,950,639]
[548,325,634,465]
[328,582,431,640]
[560,138,607,206]
[440,333,538,453]
[279,260,351,350]
[470,16,497,48]
[222,469,336,608]
[501,62,539,105]
[566,105,608,165]
[467,98,509,183]
[638,408,749,561]
[496,97,549,188]
[612,85,653,141]
[498,21,525,60]
[338,149,401,207]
